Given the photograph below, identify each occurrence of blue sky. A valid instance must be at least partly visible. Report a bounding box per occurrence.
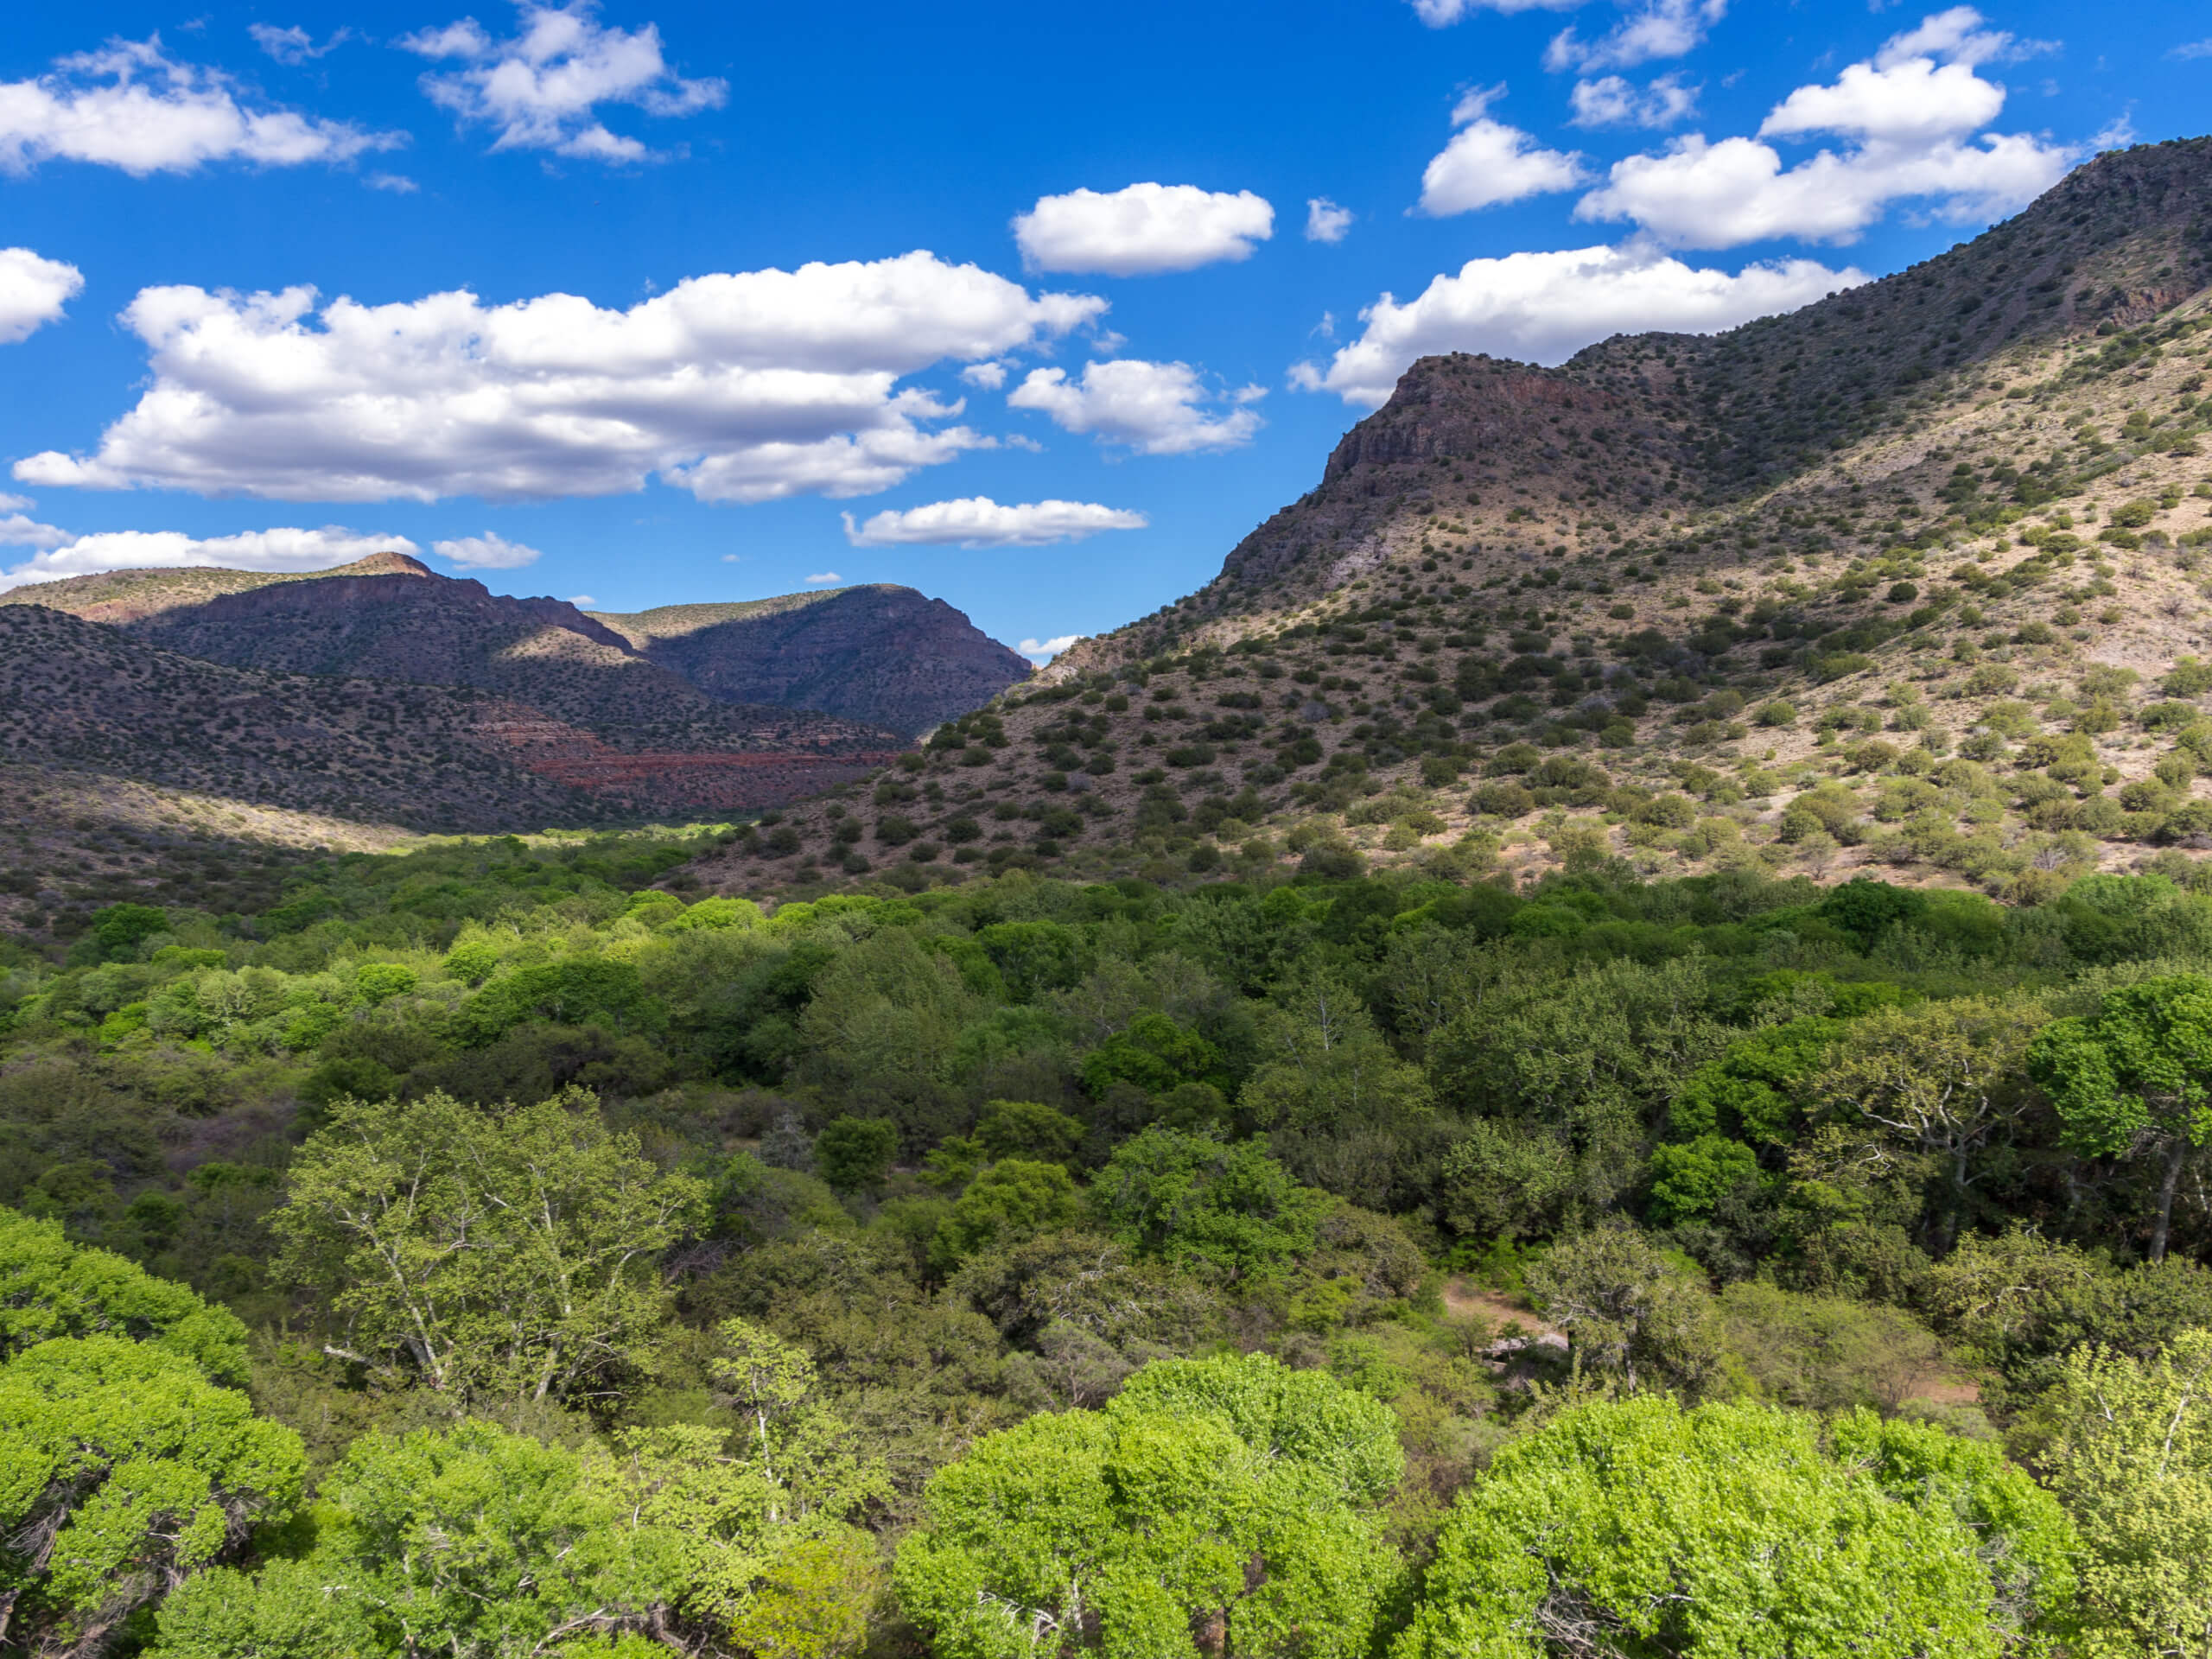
[0,0,2204,657]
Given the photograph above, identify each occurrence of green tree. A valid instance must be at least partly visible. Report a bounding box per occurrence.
[587,1320,889,1639]
[974,1100,1084,1166]
[1,1205,250,1383]
[270,1089,707,1405]
[1526,1222,1722,1397]
[931,1160,1081,1273]
[895,1353,1403,1659]
[152,1420,671,1658]
[2028,976,2212,1261]
[815,1117,899,1195]
[1814,995,2044,1251]
[1397,1396,2077,1659]
[2039,1328,2212,1657]
[2,1336,304,1653]
[1090,1127,1332,1280]
[1239,972,1432,1135]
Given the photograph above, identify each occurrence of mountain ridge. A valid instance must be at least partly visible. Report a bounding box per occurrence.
[686,137,2212,898]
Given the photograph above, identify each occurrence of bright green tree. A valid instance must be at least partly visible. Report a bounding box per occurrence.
[269,1089,707,1404]
[2027,976,2212,1261]
[2040,1327,2212,1656]
[894,1353,1403,1659]
[0,1205,250,1383]
[1397,1396,2077,1659]
[152,1420,671,1658]
[1,1336,304,1654]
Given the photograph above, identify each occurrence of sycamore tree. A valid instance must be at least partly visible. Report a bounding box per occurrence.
[2028,976,2212,1262]
[894,1352,1403,1659]
[2040,1328,2212,1657]
[1397,1396,2077,1659]
[269,1089,707,1406]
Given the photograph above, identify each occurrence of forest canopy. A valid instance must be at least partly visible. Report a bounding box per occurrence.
[10,829,2212,1655]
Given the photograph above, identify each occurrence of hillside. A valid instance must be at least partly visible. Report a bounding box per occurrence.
[2,553,899,757]
[593,585,1033,737]
[687,137,2212,900]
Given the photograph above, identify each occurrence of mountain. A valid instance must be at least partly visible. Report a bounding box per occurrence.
[688,137,2212,898]
[1,554,891,753]
[5,556,1027,742]
[0,601,612,833]
[590,584,1032,739]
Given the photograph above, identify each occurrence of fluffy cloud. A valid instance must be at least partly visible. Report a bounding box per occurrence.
[401,1,726,162]
[1546,0,1726,73]
[17,252,1106,505]
[1568,73,1697,128]
[1418,90,1586,216]
[433,531,542,569]
[1013,184,1274,276]
[1019,634,1079,660]
[841,497,1147,548]
[1306,198,1354,243]
[1410,0,1578,23]
[0,36,402,176]
[0,497,69,549]
[1577,8,2071,248]
[1007,359,1263,455]
[0,249,84,344]
[804,571,841,585]
[0,524,415,592]
[1289,243,1862,406]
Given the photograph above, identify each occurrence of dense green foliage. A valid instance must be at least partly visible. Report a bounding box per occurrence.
[14,830,2212,1653]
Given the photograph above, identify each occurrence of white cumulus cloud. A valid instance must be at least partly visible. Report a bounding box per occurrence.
[804,571,840,585]
[1569,73,1698,128]
[0,248,84,344]
[1305,198,1355,243]
[842,497,1147,549]
[1008,359,1264,456]
[401,1,726,162]
[1418,89,1586,216]
[1577,8,2072,248]
[0,35,403,176]
[434,531,542,569]
[1546,0,1727,73]
[16,252,1106,505]
[1013,183,1274,276]
[1019,634,1079,661]
[0,524,416,592]
[1289,243,1863,406]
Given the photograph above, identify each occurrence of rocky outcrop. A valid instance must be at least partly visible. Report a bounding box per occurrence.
[594,585,1031,738]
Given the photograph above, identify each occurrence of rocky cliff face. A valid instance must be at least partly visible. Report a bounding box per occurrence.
[593,584,1032,737]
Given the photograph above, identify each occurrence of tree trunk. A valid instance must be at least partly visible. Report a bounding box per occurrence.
[2152,1135,2189,1263]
